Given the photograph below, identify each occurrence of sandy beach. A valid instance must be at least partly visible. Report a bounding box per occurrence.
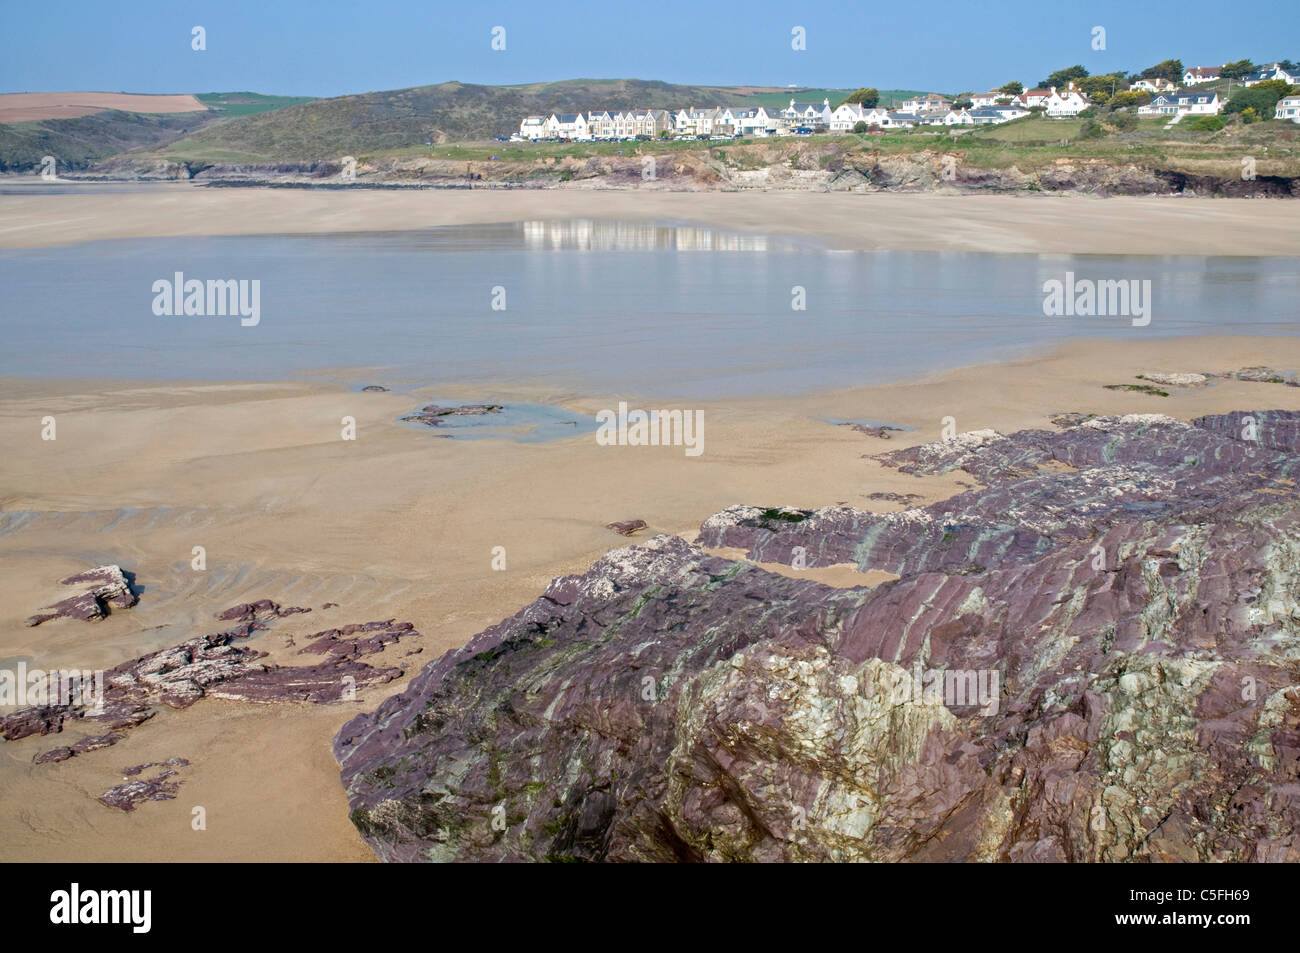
[2,185,1299,255]
[2,329,1300,860]
[0,184,1297,860]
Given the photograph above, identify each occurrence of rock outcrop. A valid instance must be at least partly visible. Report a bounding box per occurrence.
[605,520,648,537]
[25,565,137,626]
[99,758,191,811]
[3,603,414,748]
[401,404,504,427]
[337,410,1300,862]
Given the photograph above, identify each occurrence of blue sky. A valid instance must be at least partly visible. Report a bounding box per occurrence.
[1,0,1295,98]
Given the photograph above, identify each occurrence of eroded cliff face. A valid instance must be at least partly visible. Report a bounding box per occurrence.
[336,411,1300,862]
[84,149,1300,197]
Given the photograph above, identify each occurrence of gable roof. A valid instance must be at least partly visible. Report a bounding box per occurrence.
[1150,92,1218,106]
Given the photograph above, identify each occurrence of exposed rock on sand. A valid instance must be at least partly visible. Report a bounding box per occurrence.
[217,599,311,623]
[35,732,124,764]
[840,422,905,439]
[3,603,414,747]
[1138,373,1208,387]
[1210,366,1298,386]
[100,758,191,812]
[337,410,1300,862]
[25,565,137,626]
[401,403,505,427]
[605,520,648,537]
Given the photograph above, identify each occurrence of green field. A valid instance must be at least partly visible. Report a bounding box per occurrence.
[195,92,317,117]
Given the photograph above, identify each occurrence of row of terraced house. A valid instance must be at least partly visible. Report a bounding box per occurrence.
[516,81,1112,141]
[518,62,1300,142]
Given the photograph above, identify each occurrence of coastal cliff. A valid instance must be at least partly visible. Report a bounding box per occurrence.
[84,148,1300,197]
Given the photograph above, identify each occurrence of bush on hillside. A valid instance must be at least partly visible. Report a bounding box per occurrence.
[1109,110,1138,131]
[1226,85,1285,118]
[1186,115,1225,131]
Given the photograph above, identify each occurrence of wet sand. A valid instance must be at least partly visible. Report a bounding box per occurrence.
[2,186,1298,255]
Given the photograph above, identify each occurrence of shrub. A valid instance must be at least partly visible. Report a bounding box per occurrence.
[1227,86,1285,117]
[1109,110,1138,131]
[1187,115,1225,132]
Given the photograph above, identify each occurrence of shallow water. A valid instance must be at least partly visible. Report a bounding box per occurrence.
[1,219,1297,398]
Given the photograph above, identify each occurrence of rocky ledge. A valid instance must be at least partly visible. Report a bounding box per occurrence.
[25,565,137,627]
[3,602,415,758]
[337,410,1300,862]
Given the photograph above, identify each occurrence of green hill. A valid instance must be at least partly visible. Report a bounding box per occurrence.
[0,91,314,172]
[0,110,211,172]
[151,79,932,163]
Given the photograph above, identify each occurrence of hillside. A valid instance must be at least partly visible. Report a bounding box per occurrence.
[148,79,930,163]
[0,92,314,172]
[0,110,212,172]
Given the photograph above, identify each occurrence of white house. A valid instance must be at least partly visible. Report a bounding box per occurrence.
[883,112,916,128]
[1137,91,1223,117]
[519,115,547,140]
[1182,66,1221,86]
[715,107,740,133]
[726,106,781,136]
[971,91,1014,107]
[898,93,952,115]
[674,107,723,136]
[1276,96,1300,122]
[940,108,975,126]
[1018,88,1053,108]
[829,102,890,131]
[829,102,864,131]
[783,98,833,127]
[1243,63,1298,87]
[1044,84,1090,117]
[546,113,590,140]
[1129,78,1177,94]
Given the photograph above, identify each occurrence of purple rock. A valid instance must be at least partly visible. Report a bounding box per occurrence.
[336,410,1300,863]
[25,565,137,626]
[606,520,648,537]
